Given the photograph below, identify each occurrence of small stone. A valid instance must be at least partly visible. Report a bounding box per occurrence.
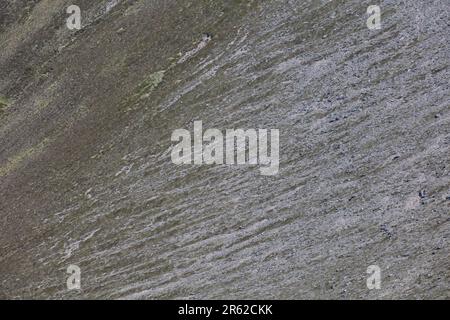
[380,224,393,238]
[85,188,93,199]
[202,33,213,41]
[329,117,340,123]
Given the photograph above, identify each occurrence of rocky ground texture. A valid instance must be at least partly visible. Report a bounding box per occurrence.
[0,0,449,299]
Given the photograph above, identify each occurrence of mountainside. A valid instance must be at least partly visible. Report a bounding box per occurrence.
[0,0,449,299]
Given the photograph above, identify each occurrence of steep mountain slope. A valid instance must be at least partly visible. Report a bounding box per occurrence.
[0,0,449,299]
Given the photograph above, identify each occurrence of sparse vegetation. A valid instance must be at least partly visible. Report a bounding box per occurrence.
[0,96,10,116]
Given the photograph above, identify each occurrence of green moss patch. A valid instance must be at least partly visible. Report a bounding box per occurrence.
[121,70,166,113]
[0,96,10,115]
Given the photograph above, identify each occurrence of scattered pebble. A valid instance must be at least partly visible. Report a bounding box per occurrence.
[380,224,393,238]
[329,117,340,123]
[85,188,93,199]
[419,190,427,199]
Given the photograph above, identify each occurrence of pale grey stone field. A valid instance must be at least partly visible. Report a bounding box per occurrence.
[0,0,448,299]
